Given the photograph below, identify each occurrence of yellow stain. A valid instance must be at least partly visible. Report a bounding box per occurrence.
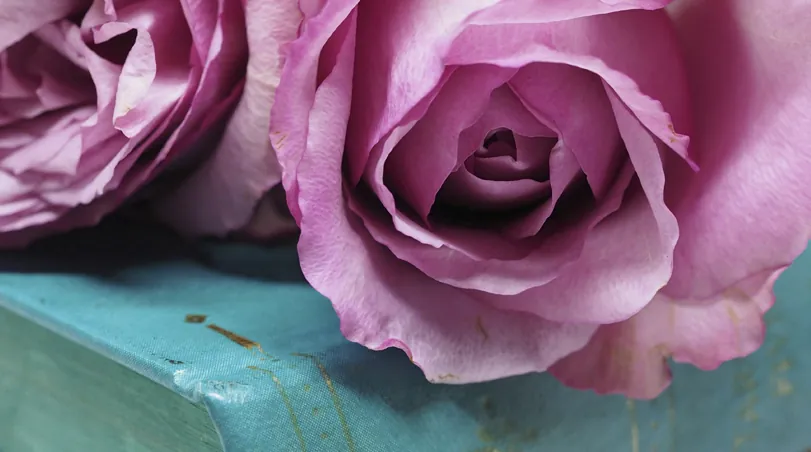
[775,377,794,396]
[774,359,792,372]
[627,400,639,452]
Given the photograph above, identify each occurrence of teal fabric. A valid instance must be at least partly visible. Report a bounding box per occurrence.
[0,219,808,452]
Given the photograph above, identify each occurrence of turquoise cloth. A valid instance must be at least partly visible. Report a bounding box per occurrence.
[0,219,808,451]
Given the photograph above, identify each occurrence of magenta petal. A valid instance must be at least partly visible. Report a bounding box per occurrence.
[663,0,811,298]
[364,80,550,252]
[383,65,517,219]
[549,269,782,399]
[439,165,551,210]
[491,86,678,324]
[333,225,598,384]
[469,0,675,26]
[490,181,668,323]
[270,0,359,222]
[358,152,631,296]
[344,0,507,183]
[508,63,622,199]
[501,141,582,238]
[446,9,692,163]
[471,142,552,182]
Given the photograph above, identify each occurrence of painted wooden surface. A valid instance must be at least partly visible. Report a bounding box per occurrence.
[0,220,809,452]
[0,308,220,452]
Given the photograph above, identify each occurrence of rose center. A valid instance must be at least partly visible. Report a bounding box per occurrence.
[434,126,557,217]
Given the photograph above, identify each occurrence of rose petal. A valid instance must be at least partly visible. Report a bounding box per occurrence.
[470,138,553,182]
[438,165,551,210]
[105,0,192,139]
[469,0,675,26]
[0,107,92,176]
[357,149,631,295]
[488,83,679,324]
[489,176,669,323]
[500,140,583,239]
[663,0,811,298]
[549,269,783,399]
[153,0,300,235]
[508,62,623,199]
[0,0,88,50]
[446,8,693,164]
[344,0,502,183]
[383,65,517,220]
[270,0,359,221]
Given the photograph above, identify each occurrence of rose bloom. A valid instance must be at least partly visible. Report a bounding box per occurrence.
[0,0,296,246]
[272,0,811,398]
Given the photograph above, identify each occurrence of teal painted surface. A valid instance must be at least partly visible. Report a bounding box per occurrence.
[0,307,220,452]
[0,219,808,452]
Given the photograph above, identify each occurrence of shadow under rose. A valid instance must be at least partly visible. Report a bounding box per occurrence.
[314,344,632,451]
[0,215,306,284]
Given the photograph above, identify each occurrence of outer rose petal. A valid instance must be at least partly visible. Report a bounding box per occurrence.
[663,0,811,298]
[549,269,783,399]
[270,0,359,221]
[153,0,301,235]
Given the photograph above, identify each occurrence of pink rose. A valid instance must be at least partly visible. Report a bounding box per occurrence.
[0,0,296,246]
[272,0,811,398]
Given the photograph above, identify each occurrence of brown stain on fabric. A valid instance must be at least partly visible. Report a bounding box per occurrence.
[207,324,260,349]
[667,389,677,452]
[248,366,307,452]
[774,377,794,396]
[474,395,539,450]
[627,400,640,452]
[293,353,355,452]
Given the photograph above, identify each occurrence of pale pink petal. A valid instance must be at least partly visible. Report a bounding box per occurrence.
[105,0,192,139]
[236,189,297,240]
[663,0,811,298]
[550,269,783,399]
[0,0,88,50]
[153,0,301,235]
